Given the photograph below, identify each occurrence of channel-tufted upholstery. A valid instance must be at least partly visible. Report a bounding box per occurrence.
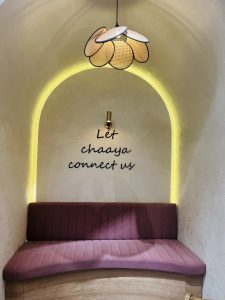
[3,202,206,282]
[26,202,178,241]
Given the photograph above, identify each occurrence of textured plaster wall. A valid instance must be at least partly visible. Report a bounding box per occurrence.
[0,0,225,299]
[178,2,225,299]
[0,127,27,300]
[179,70,225,299]
[37,69,171,203]
[0,2,38,298]
[0,41,28,300]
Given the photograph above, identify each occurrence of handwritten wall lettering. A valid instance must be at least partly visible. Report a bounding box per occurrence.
[120,162,135,170]
[97,129,119,139]
[69,160,117,170]
[81,144,132,157]
[68,129,135,171]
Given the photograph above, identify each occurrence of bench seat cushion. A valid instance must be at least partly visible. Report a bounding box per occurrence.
[3,239,206,282]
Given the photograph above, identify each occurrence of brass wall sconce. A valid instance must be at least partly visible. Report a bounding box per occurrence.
[105,111,112,130]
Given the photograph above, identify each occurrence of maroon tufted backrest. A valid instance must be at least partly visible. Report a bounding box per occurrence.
[27,202,177,241]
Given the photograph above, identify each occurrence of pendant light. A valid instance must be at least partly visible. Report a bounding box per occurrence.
[84,0,149,70]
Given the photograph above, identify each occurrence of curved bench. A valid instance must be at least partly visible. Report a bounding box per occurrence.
[3,202,206,300]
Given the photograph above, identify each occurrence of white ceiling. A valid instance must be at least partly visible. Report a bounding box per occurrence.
[0,0,224,135]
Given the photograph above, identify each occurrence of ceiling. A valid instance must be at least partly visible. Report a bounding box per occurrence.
[0,0,224,138]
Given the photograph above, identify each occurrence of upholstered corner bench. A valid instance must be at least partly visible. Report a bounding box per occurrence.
[3,202,206,300]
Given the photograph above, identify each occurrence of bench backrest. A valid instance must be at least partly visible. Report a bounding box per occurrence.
[27,202,177,241]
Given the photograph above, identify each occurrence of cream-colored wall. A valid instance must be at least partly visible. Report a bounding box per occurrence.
[179,88,225,299]
[37,69,170,202]
[178,6,225,298]
[0,0,225,299]
[0,129,27,300]
[0,37,28,300]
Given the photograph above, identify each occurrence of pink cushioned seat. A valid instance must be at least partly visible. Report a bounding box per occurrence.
[3,239,206,282]
[3,202,206,282]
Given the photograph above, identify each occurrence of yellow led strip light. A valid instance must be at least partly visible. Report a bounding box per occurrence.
[27,62,180,204]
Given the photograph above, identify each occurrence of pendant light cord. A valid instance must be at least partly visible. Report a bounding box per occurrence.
[116,0,119,27]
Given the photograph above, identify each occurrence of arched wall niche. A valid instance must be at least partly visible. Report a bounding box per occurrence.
[0,0,216,202]
[37,68,173,203]
[0,0,223,299]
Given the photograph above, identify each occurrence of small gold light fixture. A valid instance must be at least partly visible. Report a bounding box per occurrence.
[105,111,112,130]
[84,0,149,70]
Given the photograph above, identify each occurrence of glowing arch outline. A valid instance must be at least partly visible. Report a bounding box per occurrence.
[27,62,180,204]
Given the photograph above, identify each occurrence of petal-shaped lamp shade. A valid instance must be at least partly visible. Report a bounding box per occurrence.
[84,27,107,57]
[124,29,149,43]
[126,38,149,63]
[89,41,115,67]
[85,26,149,69]
[110,40,133,70]
[96,26,128,43]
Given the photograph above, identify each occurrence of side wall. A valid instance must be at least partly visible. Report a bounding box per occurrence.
[179,9,225,298]
[0,96,27,300]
